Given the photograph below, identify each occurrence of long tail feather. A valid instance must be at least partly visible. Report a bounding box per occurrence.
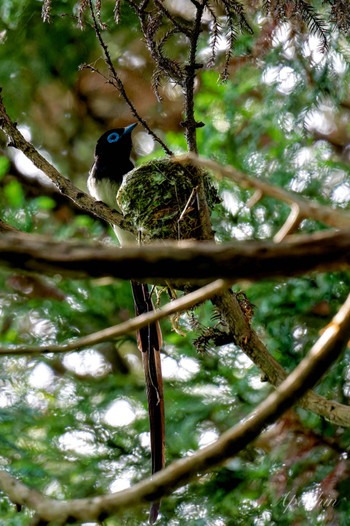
[131,281,165,523]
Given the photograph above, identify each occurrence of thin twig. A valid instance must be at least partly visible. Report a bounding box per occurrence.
[273,203,302,242]
[182,0,207,152]
[0,279,231,355]
[153,0,192,36]
[177,185,198,223]
[88,0,172,155]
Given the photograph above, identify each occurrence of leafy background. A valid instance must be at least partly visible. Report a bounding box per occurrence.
[1,0,350,524]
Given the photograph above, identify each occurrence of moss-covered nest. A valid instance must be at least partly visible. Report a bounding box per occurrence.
[117,159,218,242]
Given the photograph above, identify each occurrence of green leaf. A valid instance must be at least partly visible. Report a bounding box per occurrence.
[32,196,56,210]
[0,156,10,179]
[4,179,24,207]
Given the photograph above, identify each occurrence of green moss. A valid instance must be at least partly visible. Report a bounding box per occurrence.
[117,159,218,242]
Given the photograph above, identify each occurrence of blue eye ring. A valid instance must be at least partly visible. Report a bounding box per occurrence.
[107,132,120,143]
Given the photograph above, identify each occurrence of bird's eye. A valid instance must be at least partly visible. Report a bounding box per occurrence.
[107,132,120,143]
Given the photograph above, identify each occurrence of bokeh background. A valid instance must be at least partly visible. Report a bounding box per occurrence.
[1,1,350,524]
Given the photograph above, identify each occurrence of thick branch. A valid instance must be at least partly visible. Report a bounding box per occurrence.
[2,229,350,282]
[212,289,350,427]
[2,291,350,523]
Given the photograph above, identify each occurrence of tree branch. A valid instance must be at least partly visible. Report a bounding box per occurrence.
[2,229,350,282]
[0,90,124,229]
[2,290,350,523]
[0,278,231,355]
[182,1,206,153]
[179,153,350,229]
[87,0,173,155]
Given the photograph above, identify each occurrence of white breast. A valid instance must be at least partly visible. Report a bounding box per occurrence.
[87,172,136,246]
[87,174,118,209]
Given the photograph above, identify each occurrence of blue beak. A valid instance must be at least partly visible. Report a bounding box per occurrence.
[123,123,138,136]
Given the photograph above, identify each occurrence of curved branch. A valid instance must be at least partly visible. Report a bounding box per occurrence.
[179,153,350,229]
[2,290,350,523]
[273,203,302,242]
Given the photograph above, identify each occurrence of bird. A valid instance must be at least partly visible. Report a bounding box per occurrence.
[88,123,164,524]
[87,124,137,244]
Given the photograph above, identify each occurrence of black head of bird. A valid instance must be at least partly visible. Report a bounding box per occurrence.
[88,122,137,210]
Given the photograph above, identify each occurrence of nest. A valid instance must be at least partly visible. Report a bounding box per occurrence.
[117,159,218,242]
